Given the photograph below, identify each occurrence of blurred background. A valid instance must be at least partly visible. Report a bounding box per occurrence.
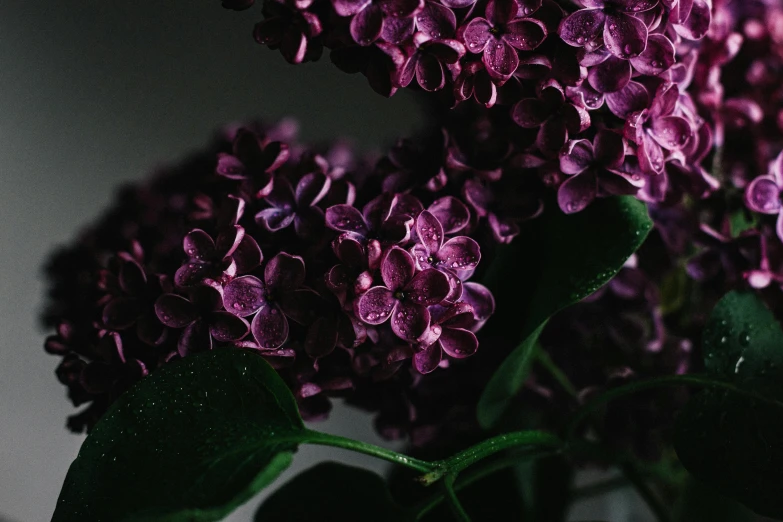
[0,2,647,520]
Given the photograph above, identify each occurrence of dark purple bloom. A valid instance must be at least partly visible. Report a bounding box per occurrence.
[558,0,655,59]
[414,302,479,373]
[332,0,422,46]
[427,196,470,234]
[415,1,458,39]
[325,193,421,245]
[511,79,591,155]
[217,128,289,197]
[174,226,262,287]
[357,246,450,340]
[745,152,783,241]
[453,60,499,107]
[461,0,548,81]
[222,253,319,348]
[256,172,331,239]
[411,210,481,301]
[254,0,323,64]
[462,178,525,243]
[397,33,466,91]
[557,129,641,214]
[155,284,250,357]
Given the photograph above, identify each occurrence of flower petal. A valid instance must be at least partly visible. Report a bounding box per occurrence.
[325,204,369,236]
[174,262,213,288]
[587,55,631,93]
[415,52,446,91]
[265,252,306,292]
[332,0,371,17]
[558,8,605,49]
[390,300,430,340]
[296,172,332,207]
[251,304,289,349]
[537,116,568,154]
[155,294,197,328]
[183,229,216,261]
[414,342,442,374]
[593,129,626,169]
[233,235,263,274]
[350,4,383,46]
[415,210,444,255]
[511,98,550,128]
[405,268,451,305]
[745,176,782,215]
[603,12,647,59]
[357,286,397,324]
[216,153,247,180]
[675,0,710,40]
[381,246,415,291]
[256,207,295,232]
[223,275,266,317]
[377,0,423,18]
[439,328,478,358]
[461,281,495,329]
[278,288,321,325]
[428,196,470,234]
[305,316,339,358]
[503,18,547,51]
[178,320,212,357]
[381,15,415,44]
[488,214,520,244]
[558,170,597,214]
[559,139,594,175]
[209,311,250,342]
[629,34,674,75]
[483,39,520,80]
[649,115,692,151]
[416,1,457,38]
[463,17,492,53]
[437,236,481,270]
[638,130,665,175]
[605,80,649,119]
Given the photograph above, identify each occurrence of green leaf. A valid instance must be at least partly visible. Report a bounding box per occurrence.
[255,462,412,522]
[478,197,652,428]
[674,292,783,519]
[52,348,306,522]
[674,477,756,522]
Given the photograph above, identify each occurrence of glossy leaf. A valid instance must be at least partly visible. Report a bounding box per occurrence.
[52,349,305,522]
[478,197,652,428]
[675,292,783,519]
[255,462,412,522]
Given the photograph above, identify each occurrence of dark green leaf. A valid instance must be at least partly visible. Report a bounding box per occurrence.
[255,462,412,522]
[478,197,652,428]
[674,477,756,522]
[53,348,305,522]
[675,292,783,519]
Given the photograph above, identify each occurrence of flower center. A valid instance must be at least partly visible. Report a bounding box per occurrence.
[393,290,406,301]
[427,255,435,265]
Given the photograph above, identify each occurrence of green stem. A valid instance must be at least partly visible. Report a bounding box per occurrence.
[623,463,673,522]
[442,475,472,522]
[302,429,434,473]
[536,348,579,399]
[419,430,563,485]
[565,374,783,440]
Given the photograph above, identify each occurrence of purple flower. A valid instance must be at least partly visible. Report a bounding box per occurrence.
[625,83,693,175]
[253,0,324,64]
[745,152,783,242]
[174,226,262,287]
[255,172,331,239]
[557,129,642,214]
[461,0,548,81]
[222,252,319,348]
[325,193,421,245]
[216,128,289,197]
[558,0,655,59]
[357,246,450,340]
[462,178,525,243]
[511,79,591,156]
[397,33,466,91]
[414,302,479,373]
[415,1,458,39]
[334,0,423,45]
[155,284,250,357]
[453,60,499,107]
[411,210,481,301]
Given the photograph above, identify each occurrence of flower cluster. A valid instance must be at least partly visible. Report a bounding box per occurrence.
[44,121,502,432]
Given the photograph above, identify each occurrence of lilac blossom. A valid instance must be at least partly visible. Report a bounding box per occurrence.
[255,172,331,238]
[331,0,422,46]
[216,127,289,196]
[415,302,479,373]
[745,152,783,242]
[397,33,466,91]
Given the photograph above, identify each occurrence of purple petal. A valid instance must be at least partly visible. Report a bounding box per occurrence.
[593,129,625,169]
[278,288,321,325]
[561,103,591,135]
[414,343,442,374]
[503,19,547,51]
[332,0,371,17]
[511,98,550,128]
[295,172,331,207]
[559,139,594,174]
[251,304,289,349]
[256,207,295,232]
[174,262,213,288]
[488,214,520,244]
[415,210,444,255]
[537,116,568,154]
[265,178,296,209]
[233,235,263,274]
[486,0,516,26]
[280,27,308,65]
[118,255,147,295]
[155,294,197,328]
[183,229,216,261]
[350,4,384,46]
[216,153,247,180]
[588,55,631,93]
[377,0,423,18]
[416,53,446,91]
[569,83,604,110]
[745,176,782,215]
[603,12,647,59]
[416,1,457,39]
[178,320,212,357]
[461,282,495,329]
[265,253,306,292]
[439,328,478,358]
[223,275,266,317]
[216,225,244,258]
[390,300,430,340]
[558,171,597,214]
[483,39,519,80]
[136,311,167,346]
[437,237,481,270]
[294,206,325,240]
[638,130,665,174]
[463,18,492,53]
[325,204,369,236]
[209,311,250,342]
[381,246,415,291]
[629,34,674,75]
[357,286,397,324]
[605,81,649,119]
[649,115,692,151]
[405,268,451,305]
[675,0,710,40]
[382,16,415,44]
[305,316,339,358]
[558,8,605,49]
[428,196,470,234]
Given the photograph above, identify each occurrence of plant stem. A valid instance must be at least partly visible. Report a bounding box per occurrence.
[301,429,434,473]
[565,374,783,440]
[623,463,673,522]
[536,348,579,399]
[419,430,563,485]
[442,475,472,522]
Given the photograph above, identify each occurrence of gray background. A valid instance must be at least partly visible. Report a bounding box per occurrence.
[0,2,645,520]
